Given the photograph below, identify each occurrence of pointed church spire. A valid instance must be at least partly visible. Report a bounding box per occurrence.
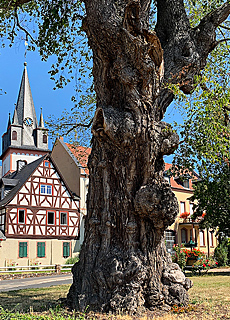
[14,62,38,128]
[39,107,45,127]
[12,108,19,125]
[7,113,11,128]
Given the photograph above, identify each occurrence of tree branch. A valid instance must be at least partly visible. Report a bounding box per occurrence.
[198,2,230,29]
[65,119,93,135]
[0,0,32,11]
[216,38,230,45]
[220,24,230,31]
[14,8,37,44]
[155,0,230,98]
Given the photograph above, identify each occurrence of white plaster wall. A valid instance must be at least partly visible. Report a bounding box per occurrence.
[0,238,81,268]
[2,155,10,176]
[11,154,42,172]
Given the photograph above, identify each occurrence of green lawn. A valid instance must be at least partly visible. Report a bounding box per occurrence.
[0,275,229,319]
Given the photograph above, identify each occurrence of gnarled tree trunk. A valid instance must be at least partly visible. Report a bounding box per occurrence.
[67,0,230,314]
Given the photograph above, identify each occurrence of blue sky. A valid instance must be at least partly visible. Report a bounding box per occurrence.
[0,44,78,152]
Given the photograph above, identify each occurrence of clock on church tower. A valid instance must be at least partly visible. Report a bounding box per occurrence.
[23,117,33,127]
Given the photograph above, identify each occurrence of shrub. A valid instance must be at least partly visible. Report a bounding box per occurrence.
[192,256,218,271]
[214,239,229,266]
[172,245,187,270]
[65,255,79,265]
[172,245,206,270]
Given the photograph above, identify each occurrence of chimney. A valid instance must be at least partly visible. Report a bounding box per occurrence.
[16,160,27,172]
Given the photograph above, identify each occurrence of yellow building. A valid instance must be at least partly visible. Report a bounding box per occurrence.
[164,163,217,257]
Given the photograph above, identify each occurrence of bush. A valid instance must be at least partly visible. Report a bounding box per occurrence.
[172,245,206,270]
[172,245,187,270]
[65,255,79,265]
[214,238,229,266]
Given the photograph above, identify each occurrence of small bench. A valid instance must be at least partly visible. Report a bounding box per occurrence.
[183,265,208,275]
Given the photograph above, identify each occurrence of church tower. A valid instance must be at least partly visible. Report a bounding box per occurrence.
[1,63,50,177]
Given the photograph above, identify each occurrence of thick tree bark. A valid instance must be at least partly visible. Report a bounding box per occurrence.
[67,0,230,313]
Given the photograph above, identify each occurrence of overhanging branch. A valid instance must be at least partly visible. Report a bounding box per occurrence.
[65,119,93,135]
[198,2,230,29]
[14,8,37,44]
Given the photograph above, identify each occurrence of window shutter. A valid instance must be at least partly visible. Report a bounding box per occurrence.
[19,242,27,258]
[63,242,70,258]
[19,243,23,258]
[37,242,45,257]
[41,242,45,257]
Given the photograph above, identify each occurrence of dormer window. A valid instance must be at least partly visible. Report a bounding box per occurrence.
[163,172,171,185]
[183,179,189,189]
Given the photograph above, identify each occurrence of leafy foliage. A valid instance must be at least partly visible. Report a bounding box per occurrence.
[65,255,79,265]
[169,7,230,234]
[190,161,230,235]
[214,237,230,265]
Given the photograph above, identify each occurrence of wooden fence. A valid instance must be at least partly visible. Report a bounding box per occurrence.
[0,264,74,274]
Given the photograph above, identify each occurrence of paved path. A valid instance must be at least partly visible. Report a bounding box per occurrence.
[0,274,72,292]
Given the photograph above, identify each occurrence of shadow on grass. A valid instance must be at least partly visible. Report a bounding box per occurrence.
[0,284,71,313]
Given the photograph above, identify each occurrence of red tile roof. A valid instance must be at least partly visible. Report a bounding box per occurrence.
[66,144,91,175]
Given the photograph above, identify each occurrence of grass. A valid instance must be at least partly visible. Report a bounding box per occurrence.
[0,275,229,319]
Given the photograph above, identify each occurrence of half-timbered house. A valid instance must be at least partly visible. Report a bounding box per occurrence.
[0,64,81,267]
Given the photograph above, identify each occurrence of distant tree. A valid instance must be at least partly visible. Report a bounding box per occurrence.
[191,161,230,236]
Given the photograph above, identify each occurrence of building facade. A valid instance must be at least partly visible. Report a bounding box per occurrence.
[164,163,217,256]
[0,64,81,267]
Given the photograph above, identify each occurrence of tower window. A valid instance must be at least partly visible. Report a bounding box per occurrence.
[12,131,17,140]
[43,134,47,144]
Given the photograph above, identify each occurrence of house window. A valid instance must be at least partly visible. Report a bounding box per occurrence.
[47,211,55,225]
[40,184,52,195]
[60,212,68,225]
[19,242,27,258]
[18,209,25,224]
[181,228,187,244]
[189,203,194,216]
[209,231,214,247]
[44,161,49,167]
[199,230,205,246]
[43,134,47,144]
[37,242,45,258]
[0,214,5,231]
[183,179,189,188]
[163,174,171,185]
[63,242,70,258]
[12,131,17,140]
[180,202,185,214]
